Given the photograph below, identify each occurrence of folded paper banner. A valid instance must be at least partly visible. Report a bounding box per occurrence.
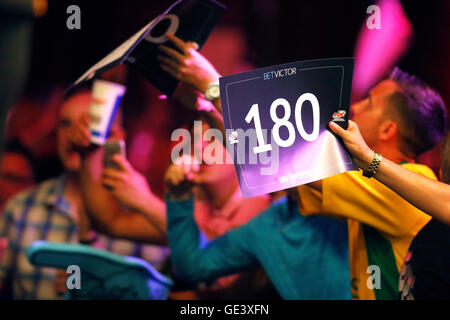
[71,0,225,95]
[220,58,358,198]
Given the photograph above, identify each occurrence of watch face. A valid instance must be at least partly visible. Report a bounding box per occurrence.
[206,84,220,100]
[210,85,220,98]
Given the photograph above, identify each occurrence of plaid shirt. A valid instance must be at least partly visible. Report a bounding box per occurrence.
[0,175,168,299]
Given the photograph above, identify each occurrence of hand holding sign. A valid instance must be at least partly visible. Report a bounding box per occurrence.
[158,34,221,93]
[70,0,225,95]
[220,58,358,198]
[329,120,375,171]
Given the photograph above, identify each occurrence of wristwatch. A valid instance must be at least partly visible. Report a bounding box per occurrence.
[204,80,220,101]
[362,152,382,178]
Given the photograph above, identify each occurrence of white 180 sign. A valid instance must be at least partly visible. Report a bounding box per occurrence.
[245,93,320,154]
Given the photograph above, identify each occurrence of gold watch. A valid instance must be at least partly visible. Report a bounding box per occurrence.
[204,80,220,101]
[362,152,382,178]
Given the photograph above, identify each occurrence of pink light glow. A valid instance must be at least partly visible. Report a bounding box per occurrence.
[352,0,413,101]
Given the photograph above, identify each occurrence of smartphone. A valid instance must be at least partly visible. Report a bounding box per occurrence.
[103,140,126,170]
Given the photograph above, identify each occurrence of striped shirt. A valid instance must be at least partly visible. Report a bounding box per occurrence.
[0,175,168,299]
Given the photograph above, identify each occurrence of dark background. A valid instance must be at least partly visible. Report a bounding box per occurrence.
[26,0,450,93]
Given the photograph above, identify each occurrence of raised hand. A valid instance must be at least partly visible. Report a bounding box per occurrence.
[158,34,220,94]
[101,154,155,212]
[165,156,201,199]
[329,120,374,170]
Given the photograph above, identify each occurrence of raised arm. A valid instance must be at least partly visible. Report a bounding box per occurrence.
[69,113,167,244]
[101,154,167,234]
[172,84,225,138]
[80,147,167,244]
[329,120,450,224]
[160,33,225,138]
[164,161,259,283]
[158,33,223,113]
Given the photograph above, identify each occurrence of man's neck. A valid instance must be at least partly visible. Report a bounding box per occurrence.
[378,147,414,165]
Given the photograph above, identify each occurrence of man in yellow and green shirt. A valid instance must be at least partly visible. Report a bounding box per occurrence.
[297,68,447,299]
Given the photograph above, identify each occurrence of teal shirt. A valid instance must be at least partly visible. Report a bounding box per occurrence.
[167,195,351,300]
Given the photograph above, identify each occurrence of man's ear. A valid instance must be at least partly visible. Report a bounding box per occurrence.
[379,120,398,142]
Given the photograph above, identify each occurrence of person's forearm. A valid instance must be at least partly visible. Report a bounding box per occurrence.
[167,195,217,283]
[375,158,450,225]
[134,193,167,236]
[107,209,167,245]
[328,119,450,223]
[166,195,255,283]
[80,147,166,244]
[198,107,225,141]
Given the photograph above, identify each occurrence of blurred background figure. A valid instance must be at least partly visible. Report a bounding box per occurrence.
[0,0,47,158]
[0,139,37,210]
[3,86,64,184]
[166,120,274,299]
[0,90,167,300]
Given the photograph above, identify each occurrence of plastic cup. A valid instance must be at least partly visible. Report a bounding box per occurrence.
[89,79,126,145]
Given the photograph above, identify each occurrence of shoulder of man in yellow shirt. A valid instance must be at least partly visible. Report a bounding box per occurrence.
[296,163,435,238]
